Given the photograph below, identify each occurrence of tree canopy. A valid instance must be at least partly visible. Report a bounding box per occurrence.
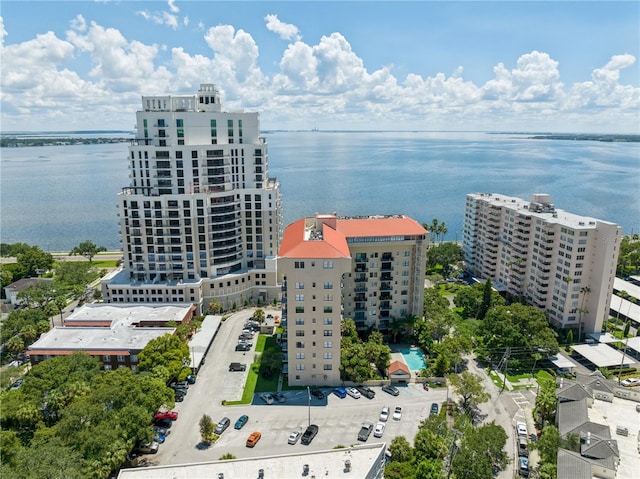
[138,333,191,382]
[425,242,463,278]
[448,371,490,413]
[69,240,107,263]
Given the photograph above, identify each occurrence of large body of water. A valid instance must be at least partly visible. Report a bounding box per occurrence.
[1,131,638,252]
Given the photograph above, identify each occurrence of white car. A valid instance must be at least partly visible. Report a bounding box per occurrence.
[379,406,390,422]
[516,422,528,437]
[288,430,301,445]
[373,422,386,438]
[346,387,361,399]
[393,406,402,421]
[260,393,274,405]
[621,377,640,387]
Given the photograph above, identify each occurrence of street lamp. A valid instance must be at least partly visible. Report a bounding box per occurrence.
[307,386,311,427]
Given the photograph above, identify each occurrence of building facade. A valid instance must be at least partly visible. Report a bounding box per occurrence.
[463,193,621,334]
[278,213,427,386]
[102,84,282,311]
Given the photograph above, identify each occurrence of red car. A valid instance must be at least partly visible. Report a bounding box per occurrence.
[154,410,178,421]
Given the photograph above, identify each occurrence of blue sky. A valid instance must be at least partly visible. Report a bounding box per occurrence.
[1,1,638,132]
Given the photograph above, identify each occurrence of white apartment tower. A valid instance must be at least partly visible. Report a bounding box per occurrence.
[278,213,427,386]
[102,84,282,310]
[463,193,621,334]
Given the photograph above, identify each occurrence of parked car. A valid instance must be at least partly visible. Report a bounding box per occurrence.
[374,422,386,438]
[246,431,262,448]
[135,441,159,455]
[430,403,439,415]
[346,387,361,399]
[154,426,169,437]
[518,456,529,477]
[8,378,24,390]
[621,377,640,387]
[239,332,253,341]
[235,343,251,352]
[173,387,188,397]
[186,374,197,384]
[301,424,319,445]
[170,381,189,390]
[356,385,375,399]
[234,415,249,430]
[174,391,185,402]
[379,406,390,422]
[288,430,301,445]
[332,387,347,399]
[393,406,403,421]
[310,388,325,400]
[238,339,253,347]
[153,418,172,429]
[229,362,247,372]
[260,393,274,405]
[273,392,286,403]
[214,417,231,434]
[154,432,166,444]
[382,385,400,396]
[516,422,528,438]
[358,421,374,441]
[154,410,178,421]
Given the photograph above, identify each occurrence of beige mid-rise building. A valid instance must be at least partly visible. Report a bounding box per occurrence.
[463,193,621,334]
[278,213,427,386]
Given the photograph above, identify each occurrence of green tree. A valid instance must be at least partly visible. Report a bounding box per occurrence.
[219,453,237,460]
[448,371,490,412]
[199,414,215,445]
[253,308,265,324]
[384,461,416,479]
[17,281,57,309]
[623,320,631,337]
[535,378,557,427]
[451,422,508,479]
[414,414,450,459]
[535,425,561,465]
[562,433,580,452]
[6,335,25,356]
[55,261,95,288]
[138,334,191,382]
[477,303,559,364]
[388,435,413,462]
[207,298,223,314]
[16,246,54,277]
[478,278,493,320]
[1,308,50,344]
[69,240,107,264]
[414,458,442,479]
[425,242,463,278]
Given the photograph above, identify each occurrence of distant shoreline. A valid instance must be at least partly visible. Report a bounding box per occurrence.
[1,130,638,147]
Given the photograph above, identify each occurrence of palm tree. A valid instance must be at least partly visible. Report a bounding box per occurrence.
[436,222,448,243]
[578,285,591,341]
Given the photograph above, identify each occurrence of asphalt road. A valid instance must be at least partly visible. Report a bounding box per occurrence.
[145,308,449,467]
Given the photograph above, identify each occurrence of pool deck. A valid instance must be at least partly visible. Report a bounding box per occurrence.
[390,344,425,381]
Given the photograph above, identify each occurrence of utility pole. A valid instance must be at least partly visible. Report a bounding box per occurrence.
[497,347,511,393]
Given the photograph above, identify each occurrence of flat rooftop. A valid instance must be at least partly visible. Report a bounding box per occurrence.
[571,343,635,368]
[28,324,175,354]
[63,303,194,327]
[117,442,386,478]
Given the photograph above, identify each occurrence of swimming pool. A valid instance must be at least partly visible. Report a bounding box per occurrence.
[401,348,426,371]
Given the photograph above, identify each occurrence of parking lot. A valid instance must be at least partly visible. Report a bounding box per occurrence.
[147,308,449,466]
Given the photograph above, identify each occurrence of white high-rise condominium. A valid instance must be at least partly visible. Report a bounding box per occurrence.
[463,193,621,334]
[102,84,282,311]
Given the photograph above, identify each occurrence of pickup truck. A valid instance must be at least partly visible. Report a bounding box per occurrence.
[358,421,374,442]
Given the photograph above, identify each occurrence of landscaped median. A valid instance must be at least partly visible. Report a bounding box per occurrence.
[223,334,274,405]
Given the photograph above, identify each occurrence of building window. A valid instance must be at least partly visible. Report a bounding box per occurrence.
[323,261,333,269]
[323,352,332,359]
[296,364,305,371]
[295,318,305,325]
[295,261,305,269]
[323,341,332,348]
[323,318,333,325]
[130,355,138,363]
[323,306,333,313]
[295,294,304,301]
[296,352,305,359]
[323,282,333,289]
[296,330,305,337]
[323,330,332,337]
[323,364,332,370]
[295,282,304,289]
[295,306,304,313]
[117,355,126,362]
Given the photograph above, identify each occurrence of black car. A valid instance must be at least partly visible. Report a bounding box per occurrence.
[356,385,375,399]
[174,392,184,402]
[301,424,319,445]
[153,418,172,429]
[382,385,400,396]
[310,388,325,400]
[235,343,251,352]
[430,402,439,415]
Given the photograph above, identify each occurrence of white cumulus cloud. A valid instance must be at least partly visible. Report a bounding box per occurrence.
[265,14,301,42]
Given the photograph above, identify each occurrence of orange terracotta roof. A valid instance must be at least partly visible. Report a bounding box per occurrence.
[336,216,426,238]
[388,360,410,374]
[278,218,351,259]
